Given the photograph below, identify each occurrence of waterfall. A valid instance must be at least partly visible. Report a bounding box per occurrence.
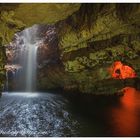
[25,44,38,91]
[23,28,38,92]
[5,71,8,92]
[14,25,39,92]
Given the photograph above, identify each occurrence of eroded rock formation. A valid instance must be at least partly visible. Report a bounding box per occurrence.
[55,4,140,94]
[0,3,140,95]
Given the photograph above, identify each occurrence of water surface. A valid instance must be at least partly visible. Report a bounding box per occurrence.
[0,88,140,137]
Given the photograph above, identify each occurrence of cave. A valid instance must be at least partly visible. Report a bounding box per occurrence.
[0,3,140,137]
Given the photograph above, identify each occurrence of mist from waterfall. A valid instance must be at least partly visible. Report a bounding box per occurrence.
[13,25,40,92]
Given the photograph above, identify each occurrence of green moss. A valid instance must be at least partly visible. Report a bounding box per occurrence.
[64,60,85,72]
[0,4,81,45]
[59,4,140,56]
[132,40,140,51]
[0,11,25,45]
[0,47,6,91]
[14,4,80,26]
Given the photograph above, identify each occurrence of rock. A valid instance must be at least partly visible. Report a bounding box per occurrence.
[1,4,140,95]
[0,92,2,98]
[0,4,81,45]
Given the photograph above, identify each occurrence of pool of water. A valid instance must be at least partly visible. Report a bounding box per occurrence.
[0,88,140,137]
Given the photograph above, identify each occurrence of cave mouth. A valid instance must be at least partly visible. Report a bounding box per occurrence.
[1,3,140,137]
[4,25,139,94]
[2,3,140,96]
[109,61,137,79]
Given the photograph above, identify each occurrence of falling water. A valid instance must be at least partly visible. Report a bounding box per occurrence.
[23,28,38,92]
[14,25,39,92]
[25,44,38,91]
[5,71,8,92]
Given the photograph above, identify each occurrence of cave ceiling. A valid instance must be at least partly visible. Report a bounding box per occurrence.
[0,3,80,45]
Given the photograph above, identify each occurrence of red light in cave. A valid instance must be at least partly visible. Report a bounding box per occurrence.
[109,61,136,79]
[111,87,140,136]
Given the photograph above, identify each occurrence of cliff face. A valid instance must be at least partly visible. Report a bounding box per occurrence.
[1,4,140,95]
[55,4,140,94]
[0,42,6,92]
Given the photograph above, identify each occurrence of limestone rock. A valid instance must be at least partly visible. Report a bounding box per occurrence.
[1,4,140,95]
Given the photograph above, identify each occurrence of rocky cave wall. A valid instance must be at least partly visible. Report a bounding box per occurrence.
[55,3,140,94]
[0,3,140,95]
[36,4,140,95]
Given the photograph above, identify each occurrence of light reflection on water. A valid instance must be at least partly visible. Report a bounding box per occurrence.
[0,92,79,137]
[109,87,140,136]
[1,89,140,137]
[3,92,40,98]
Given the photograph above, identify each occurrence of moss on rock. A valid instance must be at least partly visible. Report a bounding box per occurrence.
[0,4,140,95]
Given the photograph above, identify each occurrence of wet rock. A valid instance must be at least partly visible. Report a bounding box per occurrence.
[0,4,140,95]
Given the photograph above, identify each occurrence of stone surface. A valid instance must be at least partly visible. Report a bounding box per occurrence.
[53,4,140,94]
[1,4,140,95]
[0,3,80,45]
[0,45,6,92]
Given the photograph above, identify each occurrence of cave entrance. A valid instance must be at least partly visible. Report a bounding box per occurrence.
[109,61,139,97]
[109,61,137,79]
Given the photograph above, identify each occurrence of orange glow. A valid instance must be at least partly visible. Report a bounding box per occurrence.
[109,61,136,79]
[110,87,140,136]
[121,87,138,108]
